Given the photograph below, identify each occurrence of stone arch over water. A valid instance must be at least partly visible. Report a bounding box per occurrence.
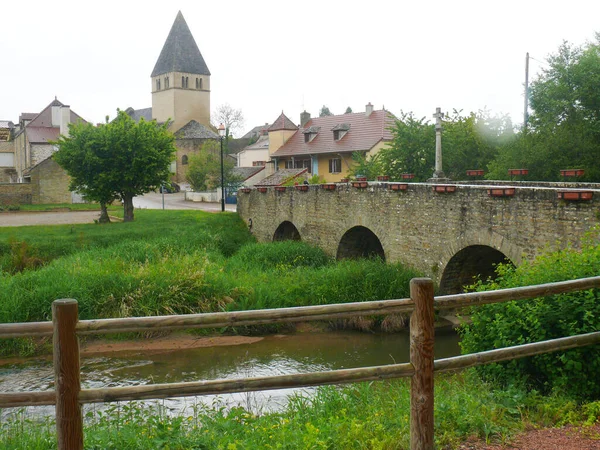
[439,245,514,294]
[336,226,386,261]
[273,221,301,241]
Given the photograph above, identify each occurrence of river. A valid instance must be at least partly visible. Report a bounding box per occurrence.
[0,329,460,419]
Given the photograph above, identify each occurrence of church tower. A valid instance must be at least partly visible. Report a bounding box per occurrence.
[151,11,211,131]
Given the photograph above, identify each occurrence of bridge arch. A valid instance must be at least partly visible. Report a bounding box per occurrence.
[273,221,301,241]
[336,226,385,261]
[437,229,522,294]
[439,245,514,294]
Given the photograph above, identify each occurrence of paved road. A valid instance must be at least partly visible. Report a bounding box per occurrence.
[0,193,236,227]
[133,192,237,212]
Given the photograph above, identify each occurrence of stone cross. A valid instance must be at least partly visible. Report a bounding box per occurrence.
[433,107,445,179]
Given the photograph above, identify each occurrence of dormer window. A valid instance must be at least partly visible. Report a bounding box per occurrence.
[331,123,350,141]
[302,126,320,143]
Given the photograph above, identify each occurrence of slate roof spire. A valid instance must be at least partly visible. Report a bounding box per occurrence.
[151,11,211,77]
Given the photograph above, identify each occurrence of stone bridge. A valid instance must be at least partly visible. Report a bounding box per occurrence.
[237,181,600,293]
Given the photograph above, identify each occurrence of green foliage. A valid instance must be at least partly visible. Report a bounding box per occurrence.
[227,241,330,272]
[319,105,333,117]
[489,36,600,181]
[345,106,353,114]
[3,372,599,449]
[186,140,241,191]
[307,174,327,184]
[348,151,382,180]
[54,110,177,221]
[460,227,600,399]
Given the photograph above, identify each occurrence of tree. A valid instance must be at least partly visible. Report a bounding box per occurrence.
[345,106,353,114]
[319,105,333,117]
[212,103,244,139]
[54,110,176,222]
[53,121,118,223]
[186,140,242,192]
[489,36,600,181]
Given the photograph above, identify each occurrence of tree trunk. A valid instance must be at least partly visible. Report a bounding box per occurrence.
[98,203,111,224]
[123,195,135,222]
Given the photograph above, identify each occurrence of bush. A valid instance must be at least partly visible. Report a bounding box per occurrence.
[460,228,600,399]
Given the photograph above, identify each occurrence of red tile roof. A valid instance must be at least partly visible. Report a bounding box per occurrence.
[268,112,298,132]
[272,109,394,157]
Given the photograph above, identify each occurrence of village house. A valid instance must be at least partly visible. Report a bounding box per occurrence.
[267,104,394,182]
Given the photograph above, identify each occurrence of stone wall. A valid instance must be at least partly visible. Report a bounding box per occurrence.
[238,182,600,287]
[0,183,33,205]
[29,158,72,204]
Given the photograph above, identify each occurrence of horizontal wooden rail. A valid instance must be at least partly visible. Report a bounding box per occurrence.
[79,362,415,404]
[0,390,56,408]
[0,321,53,339]
[434,275,600,310]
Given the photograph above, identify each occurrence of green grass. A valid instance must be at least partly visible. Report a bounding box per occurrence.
[1,371,599,449]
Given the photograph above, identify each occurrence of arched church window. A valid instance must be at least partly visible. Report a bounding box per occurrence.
[182,155,188,165]
[185,77,189,88]
[196,78,199,89]
[182,76,185,87]
[199,78,202,89]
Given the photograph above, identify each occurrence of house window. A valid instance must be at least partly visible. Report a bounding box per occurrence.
[333,130,340,141]
[329,158,342,174]
[182,155,188,165]
[286,159,311,173]
[304,133,310,143]
[252,161,266,166]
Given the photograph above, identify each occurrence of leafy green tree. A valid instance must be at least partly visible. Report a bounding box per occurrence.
[345,106,353,114]
[349,151,382,180]
[489,36,600,181]
[53,121,118,223]
[379,112,435,181]
[54,110,176,222]
[187,140,242,192]
[319,105,333,117]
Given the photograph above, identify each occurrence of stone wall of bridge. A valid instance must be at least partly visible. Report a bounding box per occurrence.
[237,183,600,292]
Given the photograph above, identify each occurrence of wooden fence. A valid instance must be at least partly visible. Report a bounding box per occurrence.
[1,276,600,450]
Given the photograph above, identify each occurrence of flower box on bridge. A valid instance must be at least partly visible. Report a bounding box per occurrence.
[389,183,408,191]
[560,169,585,178]
[466,169,485,177]
[275,186,287,192]
[401,173,415,180]
[257,187,268,193]
[377,175,390,181]
[557,190,593,201]
[508,169,528,176]
[355,176,367,182]
[295,184,309,192]
[433,185,456,193]
[321,183,336,191]
[488,187,515,197]
[352,181,369,189]
[340,178,350,183]
[240,188,251,194]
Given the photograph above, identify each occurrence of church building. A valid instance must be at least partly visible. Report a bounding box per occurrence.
[127,11,218,183]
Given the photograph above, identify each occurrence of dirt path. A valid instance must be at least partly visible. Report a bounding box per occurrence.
[461,424,600,449]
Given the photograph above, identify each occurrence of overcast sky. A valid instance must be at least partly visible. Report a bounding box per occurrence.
[1,0,598,136]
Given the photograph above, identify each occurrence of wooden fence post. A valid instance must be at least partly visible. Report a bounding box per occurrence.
[410,278,435,450]
[53,299,83,450]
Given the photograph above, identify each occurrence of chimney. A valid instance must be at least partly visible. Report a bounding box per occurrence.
[365,102,374,117]
[300,110,311,127]
[60,106,71,137]
[51,105,61,127]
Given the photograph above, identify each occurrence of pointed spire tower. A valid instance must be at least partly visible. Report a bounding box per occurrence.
[151,11,211,131]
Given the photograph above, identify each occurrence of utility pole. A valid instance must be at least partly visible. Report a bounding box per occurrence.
[432,107,445,179]
[524,52,529,131]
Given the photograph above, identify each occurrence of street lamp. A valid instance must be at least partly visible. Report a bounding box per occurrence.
[218,123,226,212]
